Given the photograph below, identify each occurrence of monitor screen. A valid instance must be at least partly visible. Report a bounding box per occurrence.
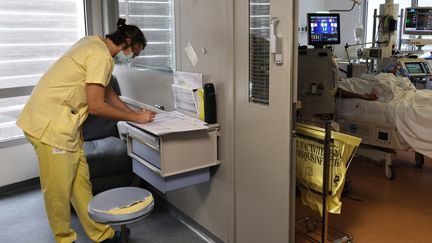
[404,7,432,35]
[307,13,341,47]
[405,62,425,74]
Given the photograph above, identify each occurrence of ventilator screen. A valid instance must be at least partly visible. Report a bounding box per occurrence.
[405,62,425,74]
[307,13,341,47]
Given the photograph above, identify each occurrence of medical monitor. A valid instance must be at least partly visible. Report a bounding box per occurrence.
[404,7,432,35]
[307,13,341,48]
[405,62,425,74]
[399,58,432,77]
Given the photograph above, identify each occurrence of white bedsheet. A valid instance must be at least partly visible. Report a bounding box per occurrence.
[339,73,432,158]
[338,98,396,125]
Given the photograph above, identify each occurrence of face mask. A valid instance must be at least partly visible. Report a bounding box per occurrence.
[113,50,133,65]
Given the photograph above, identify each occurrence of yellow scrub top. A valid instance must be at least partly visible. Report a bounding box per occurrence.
[17,36,114,152]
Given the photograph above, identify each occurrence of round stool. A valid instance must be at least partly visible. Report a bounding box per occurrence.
[88,187,154,243]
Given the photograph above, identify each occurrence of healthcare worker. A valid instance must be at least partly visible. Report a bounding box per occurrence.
[16,19,155,243]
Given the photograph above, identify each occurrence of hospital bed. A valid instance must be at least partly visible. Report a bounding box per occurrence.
[336,96,425,179]
[297,48,430,180]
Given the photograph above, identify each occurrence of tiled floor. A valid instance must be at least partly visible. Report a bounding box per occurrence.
[296,151,432,243]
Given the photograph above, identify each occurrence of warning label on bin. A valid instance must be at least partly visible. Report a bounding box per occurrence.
[297,140,344,167]
[296,124,361,216]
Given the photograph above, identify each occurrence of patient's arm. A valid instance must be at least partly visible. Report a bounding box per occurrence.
[336,88,378,101]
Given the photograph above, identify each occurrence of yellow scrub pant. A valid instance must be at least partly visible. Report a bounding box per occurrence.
[26,134,115,243]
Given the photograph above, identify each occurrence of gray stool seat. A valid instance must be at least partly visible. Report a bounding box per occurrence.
[88,187,154,225]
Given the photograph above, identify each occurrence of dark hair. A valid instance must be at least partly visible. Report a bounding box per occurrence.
[106,18,147,48]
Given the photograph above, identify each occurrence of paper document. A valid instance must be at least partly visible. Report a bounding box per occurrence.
[185,42,199,66]
[174,71,203,89]
[172,84,198,115]
[172,71,204,118]
[129,111,208,135]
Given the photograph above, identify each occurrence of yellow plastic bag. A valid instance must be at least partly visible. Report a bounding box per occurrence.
[296,123,361,216]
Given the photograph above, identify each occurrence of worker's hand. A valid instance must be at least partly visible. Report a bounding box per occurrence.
[134,109,156,123]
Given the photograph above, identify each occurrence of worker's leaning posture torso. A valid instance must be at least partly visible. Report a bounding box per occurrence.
[17,36,114,152]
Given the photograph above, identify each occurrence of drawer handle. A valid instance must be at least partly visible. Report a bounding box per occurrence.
[127,133,159,151]
[130,152,162,176]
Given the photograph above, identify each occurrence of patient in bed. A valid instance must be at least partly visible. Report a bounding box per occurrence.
[336,87,378,101]
[337,73,432,158]
[337,73,417,103]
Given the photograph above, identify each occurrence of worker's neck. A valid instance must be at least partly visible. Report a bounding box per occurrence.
[104,38,122,57]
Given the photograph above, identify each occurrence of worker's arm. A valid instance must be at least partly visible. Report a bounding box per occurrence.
[104,85,134,112]
[86,84,155,123]
[335,87,378,101]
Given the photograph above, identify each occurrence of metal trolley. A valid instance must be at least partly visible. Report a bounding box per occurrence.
[295,122,355,243]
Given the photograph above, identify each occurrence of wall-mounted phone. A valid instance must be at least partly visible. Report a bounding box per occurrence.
[270,17,283,65]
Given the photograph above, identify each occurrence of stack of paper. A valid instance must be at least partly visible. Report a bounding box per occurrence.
[172,71,204,119]
[129,111,208,136]
[171,84,197,114]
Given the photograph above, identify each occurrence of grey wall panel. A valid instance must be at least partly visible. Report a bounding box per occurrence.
[113,67,175,112]
[86,0,103,36]
[166,0,235,242]
[114,0,235,242]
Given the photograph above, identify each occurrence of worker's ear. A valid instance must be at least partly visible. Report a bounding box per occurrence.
[124,38,132,48]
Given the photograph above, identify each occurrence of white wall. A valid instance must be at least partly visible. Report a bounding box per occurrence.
[326,0,362,58]
[298,0,326,45]
[0,142,38,187]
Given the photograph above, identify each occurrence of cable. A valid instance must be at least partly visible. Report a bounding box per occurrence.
[339,68,348,74]
[329,0,359,12]
[375,17,385,43]
[336,85,342,123]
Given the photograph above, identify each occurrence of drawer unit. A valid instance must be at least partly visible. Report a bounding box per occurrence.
[132,159,210,193]
[125,122,219,193]
[129,136,161,169]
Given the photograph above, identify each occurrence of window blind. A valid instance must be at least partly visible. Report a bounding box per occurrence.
[0,0,85,141]
[249,0,270,104]
[419,0,432,5]
[119,0,175,70]
[0,0,85,90]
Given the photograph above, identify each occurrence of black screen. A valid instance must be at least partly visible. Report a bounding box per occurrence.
[378,132,389,142]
